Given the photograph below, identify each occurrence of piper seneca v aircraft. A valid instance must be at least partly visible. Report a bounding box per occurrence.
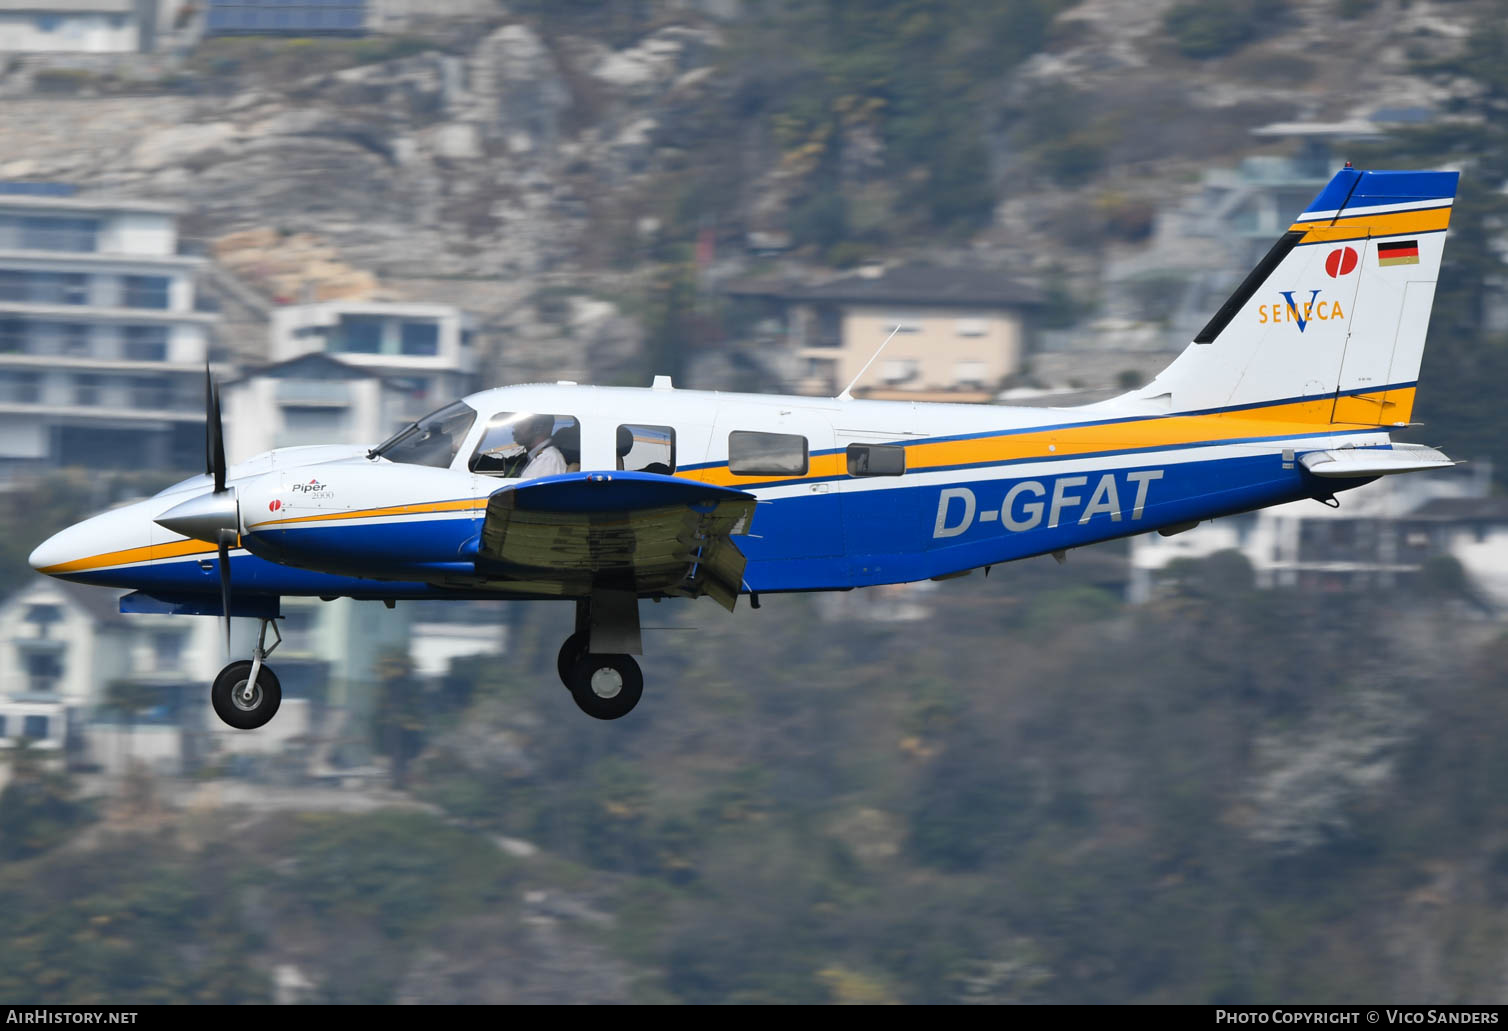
[29,166,1461,726]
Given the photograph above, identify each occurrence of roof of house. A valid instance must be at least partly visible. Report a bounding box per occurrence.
[225,351,387,386]
[1,577,126,627]
[724,264,1043,308]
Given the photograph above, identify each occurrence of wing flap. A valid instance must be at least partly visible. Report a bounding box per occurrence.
[479,471,756,603]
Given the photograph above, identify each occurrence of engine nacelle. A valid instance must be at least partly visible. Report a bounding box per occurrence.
[237,461,492,581]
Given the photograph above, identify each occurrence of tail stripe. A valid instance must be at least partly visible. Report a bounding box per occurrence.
[1194,231,1304,344]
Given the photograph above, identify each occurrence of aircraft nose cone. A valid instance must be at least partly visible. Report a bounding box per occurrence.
[29,524,88,576]
[29,531,64,573]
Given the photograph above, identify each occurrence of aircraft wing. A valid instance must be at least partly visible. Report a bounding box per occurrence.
[477,471,757,610]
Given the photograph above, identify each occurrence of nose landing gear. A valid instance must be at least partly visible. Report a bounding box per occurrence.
[211,617,283,730]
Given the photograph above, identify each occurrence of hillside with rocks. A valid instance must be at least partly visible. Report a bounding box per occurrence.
[0,0,1491,388]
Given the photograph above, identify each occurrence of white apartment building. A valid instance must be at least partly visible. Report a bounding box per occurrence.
[0,576,331,774]
[0,0,141,53]
[220,352,425,459]
[269,300,478,414]
[0,184,220,476]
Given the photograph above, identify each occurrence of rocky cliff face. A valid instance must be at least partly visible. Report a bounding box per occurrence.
[0,1,1487,386]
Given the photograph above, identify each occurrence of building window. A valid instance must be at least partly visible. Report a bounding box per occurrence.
[152,631,185,672]
[846,444,906,477]
[616,424,675,474]
[470,413,581,478]
[0,215,98,252]
[881,359,919,384]
[884,316,921,333]
[336,315,384,354]
[400,321,440,357]
[813,306,842,348]
[0,318,22,353]
[74,373,100,406]
[804,357,837,391]
[123,325,169,362]
[0,370,42,403]
[22,715,49,741]
[955,318,988,337]
[0,714,7,739]
[122,276,170,310]
[61,323,90,356]
[25,604,62,636]
[0,270,87,305]
[24,651,63,694]
[728,430,808,477]
[954,360,988,387]
[129,376,171,410]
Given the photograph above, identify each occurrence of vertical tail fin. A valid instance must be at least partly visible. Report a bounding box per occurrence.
[1131,167,1459,424]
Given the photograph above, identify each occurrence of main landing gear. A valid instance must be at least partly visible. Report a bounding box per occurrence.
[558,592,644,720]
[211,617,283,730]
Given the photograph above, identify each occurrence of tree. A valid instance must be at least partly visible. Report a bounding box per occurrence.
[0,740,91,861]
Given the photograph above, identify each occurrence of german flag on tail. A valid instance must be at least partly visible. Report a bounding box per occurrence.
[1377,239,1420,267]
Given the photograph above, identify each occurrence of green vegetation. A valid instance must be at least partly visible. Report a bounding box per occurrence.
[1164,1,1286,60]
[6,516,1508,1002]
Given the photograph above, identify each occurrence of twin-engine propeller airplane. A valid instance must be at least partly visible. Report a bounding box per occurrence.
[30,166,1461,726]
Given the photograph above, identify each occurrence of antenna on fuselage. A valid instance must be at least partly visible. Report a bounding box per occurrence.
[836,323,903,402]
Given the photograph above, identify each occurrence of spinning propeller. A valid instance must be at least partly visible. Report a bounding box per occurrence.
[154,368,239,651]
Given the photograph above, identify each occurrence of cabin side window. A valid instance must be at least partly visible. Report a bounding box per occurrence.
[469,412,582,478]
[728,430,808,477]
[617,424,676,474]
[846,443,906,477]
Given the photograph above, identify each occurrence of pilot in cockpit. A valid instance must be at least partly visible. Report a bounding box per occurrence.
[515,414,567,479]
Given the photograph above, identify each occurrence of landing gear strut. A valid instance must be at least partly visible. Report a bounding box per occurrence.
[211,617,282,730]
[559,593,644,720]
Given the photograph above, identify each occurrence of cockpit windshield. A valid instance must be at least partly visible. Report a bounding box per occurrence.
[368,401,478,469]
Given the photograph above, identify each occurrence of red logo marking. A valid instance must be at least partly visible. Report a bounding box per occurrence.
[1325,246,1359,278]
[269,499,282,512]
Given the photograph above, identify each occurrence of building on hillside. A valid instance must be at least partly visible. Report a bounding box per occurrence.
[0,0,143,52]
[724,264,1041,401]
[203,0,365,35]
[0,183,220,477]
[220,352,443,459]
[1128,465,1508,608]
[268,300,478,415]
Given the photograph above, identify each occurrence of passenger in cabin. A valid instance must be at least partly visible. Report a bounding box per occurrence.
[615,426,634,470]
[516,414,568,479]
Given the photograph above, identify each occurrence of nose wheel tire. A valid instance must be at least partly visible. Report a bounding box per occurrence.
[211,660,282,730]
[566,653,643,720]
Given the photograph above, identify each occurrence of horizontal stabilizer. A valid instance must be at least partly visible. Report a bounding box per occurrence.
[480,471,756,606]
[1301,443,1455,478]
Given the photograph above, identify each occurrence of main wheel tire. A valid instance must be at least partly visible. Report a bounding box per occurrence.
[566,653,643,720]
[557,633,588,688]
[210,661,283,730]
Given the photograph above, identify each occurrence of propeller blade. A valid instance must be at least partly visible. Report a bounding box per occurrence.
[208,371,227,495]
[204,367,214,479]
[217,530,233,654]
